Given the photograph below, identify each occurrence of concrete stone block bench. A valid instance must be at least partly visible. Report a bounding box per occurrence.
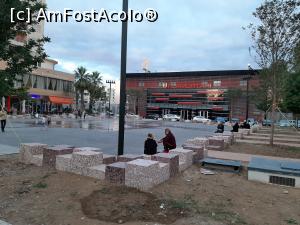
[170,148,193,172]
[70,150,103,175]
[56,154,72,172]
[19,143,48,165]
[152,153,179,177]
[105,162,127,185]
[233,132,244,139]
[184,137,209,148]
[86,164,106,180]
[117,154,143,162]
[182,145,206,162]
[103,154,117,164]
[42,145,74,168]
[125,159,161,191]
[206,138,225,151]
[239,129,250,136]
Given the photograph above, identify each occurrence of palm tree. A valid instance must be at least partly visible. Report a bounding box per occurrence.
[87,71,104,111]
[74,66,89,112]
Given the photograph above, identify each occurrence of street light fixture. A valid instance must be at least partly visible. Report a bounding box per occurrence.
[244,64,254,122]
[118,0,129,156]
[106,80,115,115]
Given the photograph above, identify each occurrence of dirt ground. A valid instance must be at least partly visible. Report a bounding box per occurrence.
[225,142,300,159]
[0,154,300,225]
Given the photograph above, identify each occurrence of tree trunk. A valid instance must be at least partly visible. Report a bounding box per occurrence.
[75,91,79,110]
[80,91,85,112]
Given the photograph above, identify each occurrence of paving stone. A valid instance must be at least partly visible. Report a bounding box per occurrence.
[86,164,106,180]
[31,154,43,167]
[151,153,179,177]
[19,143,48,164]
[42,145,74,168]
[105,162,127,185]
[170,148,193,171]
[117,154,143,162]
[103,154,117,164]
[56,154,72,172]
[125,159,160,191]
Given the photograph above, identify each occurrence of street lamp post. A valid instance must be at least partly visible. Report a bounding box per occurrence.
[106,80,115,114]
[244,64,254,122]
[118,0,129,156]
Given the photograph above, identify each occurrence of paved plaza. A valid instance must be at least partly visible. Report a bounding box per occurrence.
[0,117,225,155]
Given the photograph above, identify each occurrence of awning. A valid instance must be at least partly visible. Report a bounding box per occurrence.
[49,96,73,105]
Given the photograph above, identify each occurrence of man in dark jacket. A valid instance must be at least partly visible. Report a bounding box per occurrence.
[231,122,239,132]
[215,122,224,133]
[144,133,158,155]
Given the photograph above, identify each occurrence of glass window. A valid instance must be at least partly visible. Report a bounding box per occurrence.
[138,82,144,87]
[240,80,247,86]
[170,82,176,87]
[158,82,168,88]
[213,81,221,87]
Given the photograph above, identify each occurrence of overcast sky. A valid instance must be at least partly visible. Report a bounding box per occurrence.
[44,0,262,82]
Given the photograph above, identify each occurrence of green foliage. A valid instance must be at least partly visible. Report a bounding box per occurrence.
[0,0,50,96]
[33,182,47,189]
[74,67,106,112]
[283,71,300,114]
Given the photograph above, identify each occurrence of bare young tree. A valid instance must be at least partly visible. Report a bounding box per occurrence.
[247,0,300,145]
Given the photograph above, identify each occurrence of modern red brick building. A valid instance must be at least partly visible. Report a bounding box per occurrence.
[126,70,263,121]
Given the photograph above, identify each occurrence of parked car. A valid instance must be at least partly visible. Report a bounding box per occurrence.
[163,114,180,121]
[214,117,227,123]
[231,118,240,123]
[247,118,257,126]
[279,120,291,127]
[262,119,272,126]
[192,116,211,123]
[146,114,160,120]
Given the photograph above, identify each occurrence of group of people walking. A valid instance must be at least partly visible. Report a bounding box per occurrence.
[144,128,177,155]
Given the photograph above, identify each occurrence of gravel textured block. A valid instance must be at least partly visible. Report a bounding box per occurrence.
[30,154,43,167]
[105,162,127,185]
[117,154,143,162]
[86,164,106,180]
[19,143,48,164]
[182,145,205,162]
[152,153,179,177]
[103,154,117,164]
[125,159,160,191]
[42,145,74,168]
[56,154,72,172]
[170,148,193,171]
[71,150,103,175]
[73,147,102,153]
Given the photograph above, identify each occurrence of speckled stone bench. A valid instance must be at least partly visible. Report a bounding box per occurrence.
[170,148,193,172]
[103,154,117,164]
[56,154,72,172]
[182,145,206,162]
[19,143,48,165]
[206,138,225,151]
[152,153,179,177]
[117,154,143,162]
[70,150,103,175]
[85,164,106,180]
[125,159,161,191]
[105,162,127,185]
[42,145,74,168]
[233,132,244,139]
[183,137,209,149]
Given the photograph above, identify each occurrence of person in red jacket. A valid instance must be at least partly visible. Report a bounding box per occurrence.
[158,128,176,153]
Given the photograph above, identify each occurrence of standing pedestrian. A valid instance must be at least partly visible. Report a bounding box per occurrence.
[0,108,7,133]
